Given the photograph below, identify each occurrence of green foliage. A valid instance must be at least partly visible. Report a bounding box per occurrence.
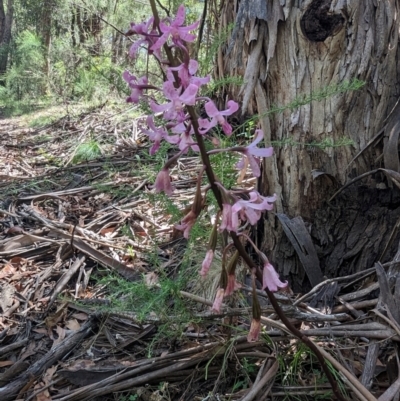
[96,255,200,356]
[276,342,348,400]
[73,139,102,163]
[29,115,57,128]
[0,30,45,104]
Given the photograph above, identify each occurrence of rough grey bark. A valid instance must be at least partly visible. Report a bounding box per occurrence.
[216,0,400,290]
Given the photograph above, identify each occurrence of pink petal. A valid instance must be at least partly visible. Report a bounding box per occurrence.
[163,81,180,100]
[204,101,220,118]
[249,147,274,158]
[244,208,260,225]
[262,262,287,292]
[225,274,241,297]
[179,83,199,105]
[181,20,200,31]
[129,39,145,57]
[188,59,198,75]
[191,75,210,87]
[198,117,217,135]
[153,169,174,196]
[150,100,172,113]
[247,155,261,177]
[122,70,135,83]
[211,288,225,313]
[200,250,214,277]
[221,120,233,136]
[178,32,197,42]
[174,5,186,26]
[219,100,239,116]
[151,31,170,51]
[248,129,264,147]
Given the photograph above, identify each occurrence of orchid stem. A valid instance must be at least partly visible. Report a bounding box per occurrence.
[148,2,347,399]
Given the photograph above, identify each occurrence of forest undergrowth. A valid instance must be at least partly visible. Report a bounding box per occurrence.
[0,101,397,401]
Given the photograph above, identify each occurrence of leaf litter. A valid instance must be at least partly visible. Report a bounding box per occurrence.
[0,105,399,400]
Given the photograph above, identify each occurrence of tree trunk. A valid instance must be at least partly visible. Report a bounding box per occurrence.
[217,0,400,291]
[0,0,13,77]
[41,0,54,91]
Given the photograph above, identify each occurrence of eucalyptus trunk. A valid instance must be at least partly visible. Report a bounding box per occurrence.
[217,0,400,291]
[0,0,13,77]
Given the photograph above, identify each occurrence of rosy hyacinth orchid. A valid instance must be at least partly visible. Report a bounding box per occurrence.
[219,203,239,233]
[232,191,277,226]
[168,60,210,89]
[211,288,225,313]
[142,116,180,155]
[199,100,239,136]
[122,72,149,104]
[153,168,174,196]
[235,130,273,177]
[175,210,197,239]
[262,261,288,292]
[151,81,199,120]
[126,17,161,59]
[151,5,199,51]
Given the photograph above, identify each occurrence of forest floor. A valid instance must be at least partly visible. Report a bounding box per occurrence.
[0,103,399,401]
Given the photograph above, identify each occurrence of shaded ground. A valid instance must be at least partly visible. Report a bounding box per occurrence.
[0,104,399,401]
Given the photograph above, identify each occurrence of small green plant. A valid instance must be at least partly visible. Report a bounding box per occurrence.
[73,139,102,163]
[276,342,348,400]
[118,394,138,401]
[29,115,57,128]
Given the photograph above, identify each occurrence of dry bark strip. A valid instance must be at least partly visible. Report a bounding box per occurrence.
[0,317,97,401]
[361,342,380,390]
[239,359,278,401]
[47,253,86,310]
[54,351,212,401]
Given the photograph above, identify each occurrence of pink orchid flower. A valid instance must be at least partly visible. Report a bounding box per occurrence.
[141,116,180,155]
[211,288,225,313]
[199,100,239,136]
[151,81,199,120]
[122,71,148,103]
[219,203,239,233]
[168,60,210,89]
[170,122,199,153]
[247,319,261,342]
[153,168,174,196]
[200,249,214,277]
[175,210,197,239]
[126,17,160,58]
[232,191,277,226]
[235,130,274,177]
[262,261,288,292]
[151,5,199,51]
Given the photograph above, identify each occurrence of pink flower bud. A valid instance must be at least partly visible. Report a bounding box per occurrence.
[211,288,224,313]
[200,249,214,277]
[153,168,174,196]
[247,318,261,342]
[224,273,241,297]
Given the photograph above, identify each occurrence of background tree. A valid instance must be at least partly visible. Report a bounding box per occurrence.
[215,0,400,291]
[0,0,13,77]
